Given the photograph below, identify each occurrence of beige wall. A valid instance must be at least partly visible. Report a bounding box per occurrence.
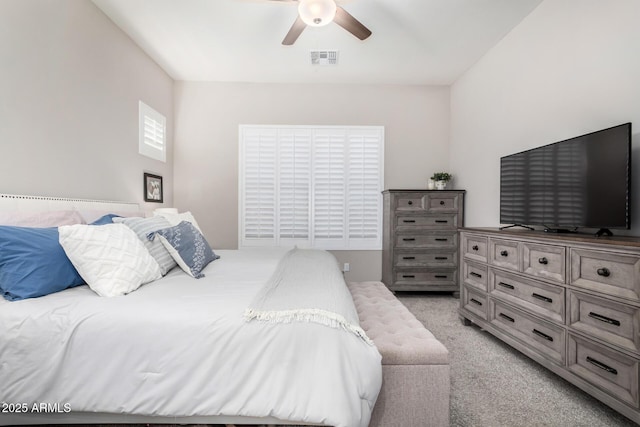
[174,82,450,281]
[0,0,174,208]
[450,0,640,235]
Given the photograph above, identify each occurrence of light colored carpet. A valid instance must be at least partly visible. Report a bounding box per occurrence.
[397,292,637,427]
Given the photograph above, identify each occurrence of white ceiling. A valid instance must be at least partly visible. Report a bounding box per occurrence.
[91,0,542,85]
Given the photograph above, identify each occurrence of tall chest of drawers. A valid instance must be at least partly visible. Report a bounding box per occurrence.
[458,227,640,424]
[382,189,465,292]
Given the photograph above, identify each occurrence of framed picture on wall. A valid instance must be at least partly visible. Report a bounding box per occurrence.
[144,172,163,203]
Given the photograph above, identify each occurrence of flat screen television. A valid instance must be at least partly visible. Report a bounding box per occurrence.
[499,123,632,236]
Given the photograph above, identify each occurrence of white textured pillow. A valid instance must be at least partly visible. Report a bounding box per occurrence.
[153,210,202,232]
[58,224,162,297]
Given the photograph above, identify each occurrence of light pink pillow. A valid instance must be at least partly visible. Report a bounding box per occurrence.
[78,210,145,224]
[0,210,85,227]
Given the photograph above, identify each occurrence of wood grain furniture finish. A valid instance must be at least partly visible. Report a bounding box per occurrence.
[458,227,640,424]
[382,190,465,292]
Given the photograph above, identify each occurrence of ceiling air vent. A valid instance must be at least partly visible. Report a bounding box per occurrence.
[310,50,339,66]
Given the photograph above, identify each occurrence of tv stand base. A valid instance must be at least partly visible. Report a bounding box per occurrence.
[499,224,534,231]
[595,228,613,237]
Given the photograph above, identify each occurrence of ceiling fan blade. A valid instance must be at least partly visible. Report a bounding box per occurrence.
[333,6,371,41]
[282,15,306,45]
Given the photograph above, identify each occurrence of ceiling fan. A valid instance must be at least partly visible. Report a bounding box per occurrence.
[270,0,372,45]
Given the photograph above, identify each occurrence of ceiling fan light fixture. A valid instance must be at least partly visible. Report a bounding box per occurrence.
[298,0,337,27]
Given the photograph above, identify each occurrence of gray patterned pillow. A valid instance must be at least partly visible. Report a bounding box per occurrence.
[147,221,219,279]
[113,216,177,275]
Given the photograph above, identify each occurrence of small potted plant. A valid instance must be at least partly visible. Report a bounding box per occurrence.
[430,172,452,190]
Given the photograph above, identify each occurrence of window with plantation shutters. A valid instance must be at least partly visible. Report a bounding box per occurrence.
[138,101,166,162]
[239,125,384,250]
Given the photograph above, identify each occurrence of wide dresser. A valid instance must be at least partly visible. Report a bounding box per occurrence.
[458,227,640,424]
[382,189,465,292]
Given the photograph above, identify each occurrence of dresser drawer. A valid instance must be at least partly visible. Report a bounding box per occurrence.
[462,260,488,292]
[489,238,520,271]
[425,193,461,212]
[396,214,457,229]
[568,333,639,408]
[568,290,640,355]
[395,269,457,287]
[395,194,426,211]
[396,232,457,248]
[490,269,565,324]
[522,242,565,284]
[570,249,640,302]
[490,299,565,364]
[461,233,488,263]
[462,285,487,320]
[394,251,457,268]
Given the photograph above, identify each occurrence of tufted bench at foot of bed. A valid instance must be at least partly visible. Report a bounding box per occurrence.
[348,281,450,427]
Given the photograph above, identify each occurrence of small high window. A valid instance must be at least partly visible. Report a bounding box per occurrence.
[139,101,166,162]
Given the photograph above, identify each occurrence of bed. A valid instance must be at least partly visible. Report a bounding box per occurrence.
[0,194,382,427]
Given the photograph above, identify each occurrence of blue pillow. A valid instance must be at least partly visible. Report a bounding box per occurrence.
[0,226,85,301]
[148,221,219,279]
[89,213,122,225]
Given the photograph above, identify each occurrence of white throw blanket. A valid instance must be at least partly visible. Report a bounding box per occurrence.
[245,248,373,345]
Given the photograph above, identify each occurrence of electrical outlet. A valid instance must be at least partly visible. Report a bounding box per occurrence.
[343,263,350,272]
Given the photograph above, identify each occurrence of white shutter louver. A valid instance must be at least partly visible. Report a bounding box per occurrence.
[348,131,382,246]
[279,130,311,242]
[143,116,164,151]
[313,130,347,246]
[239,125,384,250]
[241,129,277,245]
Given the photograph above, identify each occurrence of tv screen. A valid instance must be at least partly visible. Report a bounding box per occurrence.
[500,123,631,232]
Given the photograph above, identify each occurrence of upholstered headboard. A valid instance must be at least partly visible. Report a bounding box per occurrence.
[0,193,140,214]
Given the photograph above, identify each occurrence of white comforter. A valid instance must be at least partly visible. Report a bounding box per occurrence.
[0,248,382,427]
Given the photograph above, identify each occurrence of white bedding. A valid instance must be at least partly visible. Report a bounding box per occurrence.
[0,248,382,427]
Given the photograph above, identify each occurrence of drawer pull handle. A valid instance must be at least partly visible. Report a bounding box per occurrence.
[500,250,509,257]
[439,200,445,205]
[499,313,515,322]
[403,238,416,241]
[435,220,448,224]
[403,220,416,223]
[435,275,448,279]
[470,272,482,278]
[538,257,548,265]
[532,293,553,303]
[435,238,448,242]
[435,256,448,260]
[586,356,618,375]
[588,312,621,326]
[532,329,553,342]
[498,282,514,290]
[407,200,413,205]
[470,298,482,306]
[402,256,416,260]
[597,267,611,277]
[472,245,479,251]
[402,275,415,278]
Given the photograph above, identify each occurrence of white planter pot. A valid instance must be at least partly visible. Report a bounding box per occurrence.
[435,180,447,190]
